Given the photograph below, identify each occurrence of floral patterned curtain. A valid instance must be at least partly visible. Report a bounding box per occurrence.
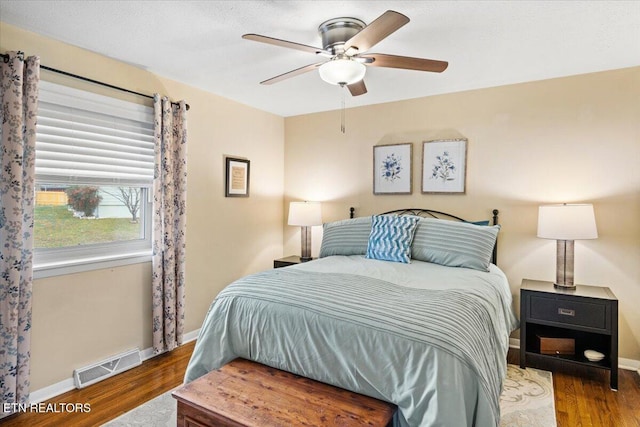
[152,95,187,354]
[0,51,39,411]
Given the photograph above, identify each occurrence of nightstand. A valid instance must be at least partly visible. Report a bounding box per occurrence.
[520,279,618,390]
[273,255,314,268]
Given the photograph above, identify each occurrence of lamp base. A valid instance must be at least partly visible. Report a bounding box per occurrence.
[554,282,577,290]
[555,240,575,289]
[300,226,312,261]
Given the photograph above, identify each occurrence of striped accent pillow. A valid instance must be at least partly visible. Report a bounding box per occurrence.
[319,216,372,257]
[411,218,500,271]
[366,215,419,263]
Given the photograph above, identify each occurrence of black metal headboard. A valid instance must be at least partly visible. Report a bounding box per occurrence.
[349,207,500,265]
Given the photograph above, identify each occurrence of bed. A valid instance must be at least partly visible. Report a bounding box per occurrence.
[185,208,518,427]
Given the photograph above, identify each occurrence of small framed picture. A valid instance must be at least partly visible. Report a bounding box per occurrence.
[373,143,412,195]
[422,139,467,194]
[225,157,250,197]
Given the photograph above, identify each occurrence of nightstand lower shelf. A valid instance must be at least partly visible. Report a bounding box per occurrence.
[524,351,612,370]
[524,323,613,367]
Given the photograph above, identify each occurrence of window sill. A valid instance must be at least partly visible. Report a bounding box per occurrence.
[33,251,152,279]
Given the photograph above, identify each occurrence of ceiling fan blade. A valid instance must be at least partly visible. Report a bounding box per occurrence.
[347,80,367,96]
[360,53,448,73]
[343,10,409,53]
[243,34,332,56]
[260,62,326,85]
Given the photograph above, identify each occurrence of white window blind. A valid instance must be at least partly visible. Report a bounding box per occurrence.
[36,81,155,186]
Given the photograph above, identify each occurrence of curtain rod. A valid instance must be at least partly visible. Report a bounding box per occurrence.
[1,53,190,111]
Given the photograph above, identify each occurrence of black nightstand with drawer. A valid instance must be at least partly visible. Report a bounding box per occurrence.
[520,279,618,390]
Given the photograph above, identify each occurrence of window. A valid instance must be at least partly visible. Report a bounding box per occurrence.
[34,81,154,278]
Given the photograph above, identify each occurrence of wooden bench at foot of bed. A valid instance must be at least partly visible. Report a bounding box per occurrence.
[172,358,396,427]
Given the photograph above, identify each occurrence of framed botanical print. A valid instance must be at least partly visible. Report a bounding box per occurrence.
[373,143,412,195]
[422,139,467,194]
[225,157,250,197]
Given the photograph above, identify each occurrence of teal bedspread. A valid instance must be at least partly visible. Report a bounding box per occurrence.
[185,256,518,427]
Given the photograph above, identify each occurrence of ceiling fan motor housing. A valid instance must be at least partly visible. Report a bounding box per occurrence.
[318,17,365,54]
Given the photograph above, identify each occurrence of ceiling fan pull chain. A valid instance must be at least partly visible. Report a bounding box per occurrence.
[341,84,346,133]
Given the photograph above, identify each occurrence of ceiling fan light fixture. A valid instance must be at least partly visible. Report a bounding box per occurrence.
[319,59,366,86]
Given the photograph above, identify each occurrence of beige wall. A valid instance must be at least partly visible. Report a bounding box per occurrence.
[284,67,640,361]
[1,23,285,390]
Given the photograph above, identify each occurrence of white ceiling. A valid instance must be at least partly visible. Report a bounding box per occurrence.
[1,1,639,117]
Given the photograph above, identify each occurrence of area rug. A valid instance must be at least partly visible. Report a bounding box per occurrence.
[103,364,555,426]
[499,365,556,427]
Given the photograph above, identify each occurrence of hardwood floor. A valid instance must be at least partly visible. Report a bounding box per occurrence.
[2,342,195,427]
[506,349,640,427]
[2,343,639,426]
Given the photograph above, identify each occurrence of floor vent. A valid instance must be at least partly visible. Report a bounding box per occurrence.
[73,348,141,389]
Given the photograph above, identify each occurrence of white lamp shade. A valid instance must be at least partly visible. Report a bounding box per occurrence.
[537,204,598,240]
[288,202,322,226]
[319,59,366,85]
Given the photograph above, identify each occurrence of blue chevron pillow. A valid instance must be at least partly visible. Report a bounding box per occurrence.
[366,215,419,263]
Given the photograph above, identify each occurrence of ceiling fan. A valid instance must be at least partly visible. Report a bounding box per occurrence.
[243,10,448,96]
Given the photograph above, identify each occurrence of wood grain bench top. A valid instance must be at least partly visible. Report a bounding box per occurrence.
[172,358,396,427]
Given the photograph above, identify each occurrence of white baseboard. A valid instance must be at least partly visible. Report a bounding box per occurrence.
[29,378,76,405]
[509,338,640,372]
[182,329,201,344]
[29,328,200,404]
[619,357,640,372]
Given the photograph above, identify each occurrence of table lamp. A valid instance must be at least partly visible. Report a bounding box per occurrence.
[537,203,598,289]
[288,201,322,261]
